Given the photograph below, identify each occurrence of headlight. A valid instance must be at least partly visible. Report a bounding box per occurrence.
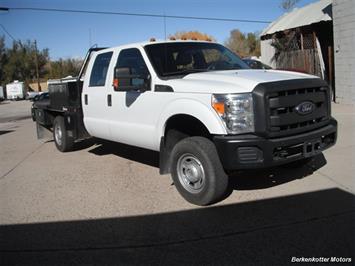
[212,93,254,134]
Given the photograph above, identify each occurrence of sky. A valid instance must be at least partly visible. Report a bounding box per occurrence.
[0,0,318,60]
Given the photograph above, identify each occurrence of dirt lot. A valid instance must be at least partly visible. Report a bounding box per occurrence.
[1,100,354,265]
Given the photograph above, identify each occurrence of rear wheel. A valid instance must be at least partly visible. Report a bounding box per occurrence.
[171,136,230,206]
[53,116,74,152]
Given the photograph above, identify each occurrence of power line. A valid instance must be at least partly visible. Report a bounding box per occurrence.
[2,6,272,24]
[0,24,15,41]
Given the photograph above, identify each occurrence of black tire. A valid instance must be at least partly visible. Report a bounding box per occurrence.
[53,116,74,152]
[170,136,230,206]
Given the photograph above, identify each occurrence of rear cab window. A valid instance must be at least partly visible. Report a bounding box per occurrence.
[89,52,113,87]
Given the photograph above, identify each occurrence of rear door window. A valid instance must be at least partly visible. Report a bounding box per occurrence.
[89,52,113,87]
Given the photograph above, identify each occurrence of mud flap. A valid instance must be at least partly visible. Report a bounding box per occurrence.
[159,137,171,175]
[36,122,52,140]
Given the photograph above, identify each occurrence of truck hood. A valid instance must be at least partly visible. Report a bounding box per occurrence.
[165,69,317,94]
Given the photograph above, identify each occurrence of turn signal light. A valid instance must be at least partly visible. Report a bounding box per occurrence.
[212,102,225,115]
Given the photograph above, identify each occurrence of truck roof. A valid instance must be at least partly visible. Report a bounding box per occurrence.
[97,39,216,53]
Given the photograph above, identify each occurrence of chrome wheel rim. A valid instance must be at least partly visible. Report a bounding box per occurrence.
[54,123,62,146]
[177,153,205,193]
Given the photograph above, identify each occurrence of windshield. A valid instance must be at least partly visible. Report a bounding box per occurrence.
[145,42,250,78]
[243,59,272,70]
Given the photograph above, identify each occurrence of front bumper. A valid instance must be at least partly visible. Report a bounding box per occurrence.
[213,118,337,170]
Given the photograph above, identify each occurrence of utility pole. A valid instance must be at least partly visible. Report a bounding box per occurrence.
[34,40,41,92]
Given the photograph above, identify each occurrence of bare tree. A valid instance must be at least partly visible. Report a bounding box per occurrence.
[224,29,261,58]
[280,0,301,12]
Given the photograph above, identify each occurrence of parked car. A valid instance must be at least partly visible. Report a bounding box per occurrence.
[31,92,49,121]
[243,58,272,70]
[26,91,41,101]
[32,92,48,102]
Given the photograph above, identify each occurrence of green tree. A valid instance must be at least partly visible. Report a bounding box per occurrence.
[0,38,84,87]
[2,39,49,85]
[0,36,7,86]
[48,58,83,79]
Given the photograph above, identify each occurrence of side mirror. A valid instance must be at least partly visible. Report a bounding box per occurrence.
[113,67,148,91]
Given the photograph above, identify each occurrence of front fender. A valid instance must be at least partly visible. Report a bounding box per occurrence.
[157,98,227,141]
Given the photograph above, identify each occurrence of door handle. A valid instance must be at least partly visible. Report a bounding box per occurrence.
[84,94,88,105]
[107,94,112,106]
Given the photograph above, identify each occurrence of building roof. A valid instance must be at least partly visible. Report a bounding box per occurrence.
[261,0,332,37]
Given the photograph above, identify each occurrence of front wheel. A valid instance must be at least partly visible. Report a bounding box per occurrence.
[53,116,74,152]
[171,136,230,206]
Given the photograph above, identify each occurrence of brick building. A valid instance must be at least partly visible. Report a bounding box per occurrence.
[333,0,355,104]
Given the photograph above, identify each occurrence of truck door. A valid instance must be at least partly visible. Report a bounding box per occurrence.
[108,48,159,150]
[82,51,113,139]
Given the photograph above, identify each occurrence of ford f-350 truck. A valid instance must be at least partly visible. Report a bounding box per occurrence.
[32,40,337,205]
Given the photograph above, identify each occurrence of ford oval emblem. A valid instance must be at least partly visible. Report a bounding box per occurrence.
[295,101,315,115]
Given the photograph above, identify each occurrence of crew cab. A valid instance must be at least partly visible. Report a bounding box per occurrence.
[32,40,337,205]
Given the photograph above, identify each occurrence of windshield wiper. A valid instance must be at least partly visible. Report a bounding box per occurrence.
[163,69,208,76]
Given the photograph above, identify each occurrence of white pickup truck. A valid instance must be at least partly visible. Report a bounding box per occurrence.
[32,40,337,205]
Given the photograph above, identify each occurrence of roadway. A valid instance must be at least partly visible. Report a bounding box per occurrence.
[0,100,354,265]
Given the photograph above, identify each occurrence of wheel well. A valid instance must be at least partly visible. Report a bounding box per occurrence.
[47,111,63,127]
[164,114,211,143]
[159,114,211,174]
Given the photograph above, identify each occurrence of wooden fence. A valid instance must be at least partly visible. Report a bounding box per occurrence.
[276,49,322,78]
